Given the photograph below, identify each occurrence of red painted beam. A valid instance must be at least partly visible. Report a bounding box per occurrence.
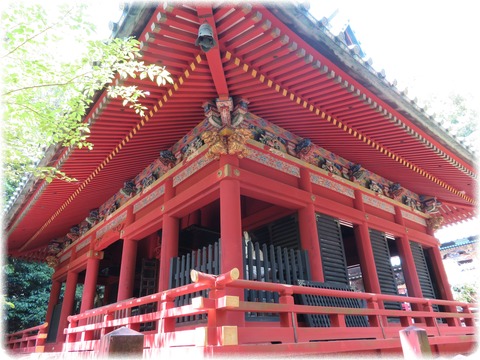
[237,167,307,209]
[196,5,229,99]
[123,207,164,241]
[242,206,294,230]
[166,170,222,218]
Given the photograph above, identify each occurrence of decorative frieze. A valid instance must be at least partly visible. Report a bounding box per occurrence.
[310,173,355,198]
[362,194,395,214]
[246,149,300,177]
[133,184,165,213]
[173,156,214,186]
[59,251,71,264]
[96,211,128,238]
[76,235,92,252]
[401,210,427,226]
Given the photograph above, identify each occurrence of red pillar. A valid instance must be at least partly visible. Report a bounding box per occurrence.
[56,271,79,342]
[298,168,324,281]
[117,239,138,301]
[396,236,424,298]
[353,190,382,294]
[218,155,243,275]
[45,279,62,326]
[354,223,382,294]
[425,226,455,301]
[79,252,102,313]
[158,214,179,291]
[394,206,423,298]
[158,177,179,292]
[219,178,243,275]
[219,155,245,327]
[426,245,460,326]
[426,246,454,301]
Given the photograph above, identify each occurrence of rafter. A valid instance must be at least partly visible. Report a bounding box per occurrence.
[195,5,230,99]
[225,50,476,206]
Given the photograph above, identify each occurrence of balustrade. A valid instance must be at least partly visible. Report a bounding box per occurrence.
[56,268,476,354]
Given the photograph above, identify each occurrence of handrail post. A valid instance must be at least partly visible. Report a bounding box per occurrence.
[400,306,413,327]
[157,293,175,348]
[444,303,461,327]
[279,288,298,343]
[101,311,115,338]
[366,295,380,327]
[21,330,27,350]
[67,318,77,341]
[422,300,436,329]
[191,268,240,347]
[462,304,474,327]
[367,295,386,339]
[279,289,295,327]
[207,282,226,346]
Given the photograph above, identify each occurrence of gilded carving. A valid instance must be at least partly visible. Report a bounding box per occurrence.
[228,128,252,158]
[202,127,252,160]
[45,255,59,268]
[426,215,444,231]
[201,130,228,159]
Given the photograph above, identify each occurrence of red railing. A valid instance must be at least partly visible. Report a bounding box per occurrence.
[63,268,477,353]
[5,322,48,353]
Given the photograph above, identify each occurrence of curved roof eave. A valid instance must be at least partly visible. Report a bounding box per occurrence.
[5,1,477,259]
[269,4,476,166]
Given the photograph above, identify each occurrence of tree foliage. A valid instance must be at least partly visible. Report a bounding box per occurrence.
[424,93,478,151]
[2,2,173,199]
[3,258,54,333]
[452,282,478,304]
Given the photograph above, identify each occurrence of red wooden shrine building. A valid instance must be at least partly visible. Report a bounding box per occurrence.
[5,1,477,357]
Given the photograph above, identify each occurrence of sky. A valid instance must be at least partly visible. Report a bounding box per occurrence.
[23,1,479,244]
[309,0,480,107]
[306,1,479,243]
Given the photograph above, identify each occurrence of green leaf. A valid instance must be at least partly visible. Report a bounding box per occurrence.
[3,6,174,194]
[147,68,154,81]
[156,75,163,86]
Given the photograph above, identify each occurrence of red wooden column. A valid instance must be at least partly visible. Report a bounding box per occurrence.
[117,239,138,301]
[425,244,460,326]
[425,227,455,302]
[44,279,62,327]
[353,190,382,295]
[117,207,138,301]
[298,167,324,282]
[394,206,423,299]
[56,271,79,342]
[219,155,245,327]
[425,245,455,301]
[158,177,179,292]
[219,155,243,275]
[79,251,103,313]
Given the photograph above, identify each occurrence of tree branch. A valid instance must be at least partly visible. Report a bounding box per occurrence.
[1,8,74,59]
[6,101,54,122]
[2,70,93,96]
